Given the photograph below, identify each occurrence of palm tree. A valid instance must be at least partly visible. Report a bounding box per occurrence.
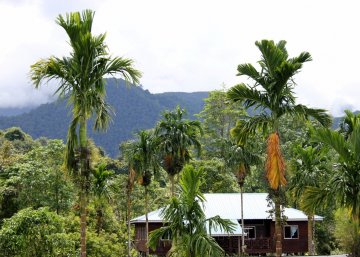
[92,162,114,235]
[227,40,331,257]
[126,130,160,256]
[149,165,236,257]
[155,106,203,196]
[288,143,330,255]
[30,10,141,257]
[304,121,360,257]
[120,141,137,257]
[224,138,261,255]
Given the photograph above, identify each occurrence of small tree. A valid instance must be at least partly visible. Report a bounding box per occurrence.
[155,107,203,196]
[149,165,235,257]
[92,163,114,235]
[0,207,76,257]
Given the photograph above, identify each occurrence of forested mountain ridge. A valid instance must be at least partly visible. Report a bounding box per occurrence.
[0,78,208,157]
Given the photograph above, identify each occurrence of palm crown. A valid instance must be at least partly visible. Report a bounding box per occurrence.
[30,10,141,171]
[228,40,331,137]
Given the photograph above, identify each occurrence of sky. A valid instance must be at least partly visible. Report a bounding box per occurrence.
[0,0,359,116]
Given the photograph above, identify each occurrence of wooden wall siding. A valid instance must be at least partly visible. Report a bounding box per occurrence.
[133,223,171,256]
[134,220,309,255]
[282,221,308,254]
[214,236,240,255]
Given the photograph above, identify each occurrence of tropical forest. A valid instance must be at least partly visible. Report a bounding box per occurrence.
[1,9,360,257]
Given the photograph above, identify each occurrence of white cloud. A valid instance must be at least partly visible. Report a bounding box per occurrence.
[0,0,359,115]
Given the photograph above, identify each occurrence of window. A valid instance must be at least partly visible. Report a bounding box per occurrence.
[284,225,299,239]
[244,226,256,239]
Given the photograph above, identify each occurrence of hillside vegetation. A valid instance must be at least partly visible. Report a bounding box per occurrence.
[0,78,208,157]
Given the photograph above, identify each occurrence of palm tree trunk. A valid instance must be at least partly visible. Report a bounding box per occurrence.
[79,118,88,257]
[80,185,87,257]
[127,187,132,257]
[240,185,245,256]
[96,208,103,235]
[308,214,315,255]
[275,194,282,257]
[145,186,149,257]
[170,174,175,197]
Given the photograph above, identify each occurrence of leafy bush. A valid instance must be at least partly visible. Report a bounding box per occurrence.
[0,207,77,256]
[334,208,360,256]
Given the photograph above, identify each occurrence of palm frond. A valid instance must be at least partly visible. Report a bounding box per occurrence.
[191,233,224,257]
[206,215,236,235]
[312,127,351,161]
[255,40,286,78]
[302,185,332,214]
[148,226,173,250]
[288,52,312,65]
[227,83,269,109]
[236,63,266,87]
[291,105,332,127]
[339,110,360,140]
[104,57,142,85]
[349,124,360,160]
[276,40,288,59]
[230,114,271,144]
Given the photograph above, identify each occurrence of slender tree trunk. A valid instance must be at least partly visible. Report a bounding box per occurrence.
[79,118,88,257]
[308,214,315,255]
[96,208,103,235]
[127,187,132,257]
[145,186,149,257]
[80,185,87,257]
[275,194,282,257]
[240,185,245,256]
[170,174,175,197]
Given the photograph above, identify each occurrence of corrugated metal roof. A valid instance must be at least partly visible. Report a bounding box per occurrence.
[131,193,323,223]
[206,219,245,236]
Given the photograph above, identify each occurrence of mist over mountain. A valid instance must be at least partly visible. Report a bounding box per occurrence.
[0,79,208,157]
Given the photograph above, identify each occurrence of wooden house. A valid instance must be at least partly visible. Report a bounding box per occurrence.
[130,193,322,256]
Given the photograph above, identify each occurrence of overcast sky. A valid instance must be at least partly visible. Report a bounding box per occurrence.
[0,0,359,116]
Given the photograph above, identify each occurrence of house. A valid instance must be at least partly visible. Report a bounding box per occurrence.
[131,193,322,256]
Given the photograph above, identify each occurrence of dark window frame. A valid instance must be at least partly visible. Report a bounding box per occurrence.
[284,225,299,239]
[244,226,256,239]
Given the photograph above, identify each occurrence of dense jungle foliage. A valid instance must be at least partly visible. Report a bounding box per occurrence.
[1,89,358,256]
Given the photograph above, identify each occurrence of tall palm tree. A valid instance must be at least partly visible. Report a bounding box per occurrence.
[126,167,136,257]
[149,165,236,257]
[304,121,360,256]
[127,130,160,256]
[227,40,331,257]
[224,138,261,255]
[120,141,137,257]
[155,106,203,196]
[30,10,141,257]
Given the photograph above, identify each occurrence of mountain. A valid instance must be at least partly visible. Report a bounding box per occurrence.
[0,106,35,117]
[0,79,208,157]
[332,110,360,129]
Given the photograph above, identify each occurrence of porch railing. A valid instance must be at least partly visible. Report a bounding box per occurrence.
[245,238,272,251]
